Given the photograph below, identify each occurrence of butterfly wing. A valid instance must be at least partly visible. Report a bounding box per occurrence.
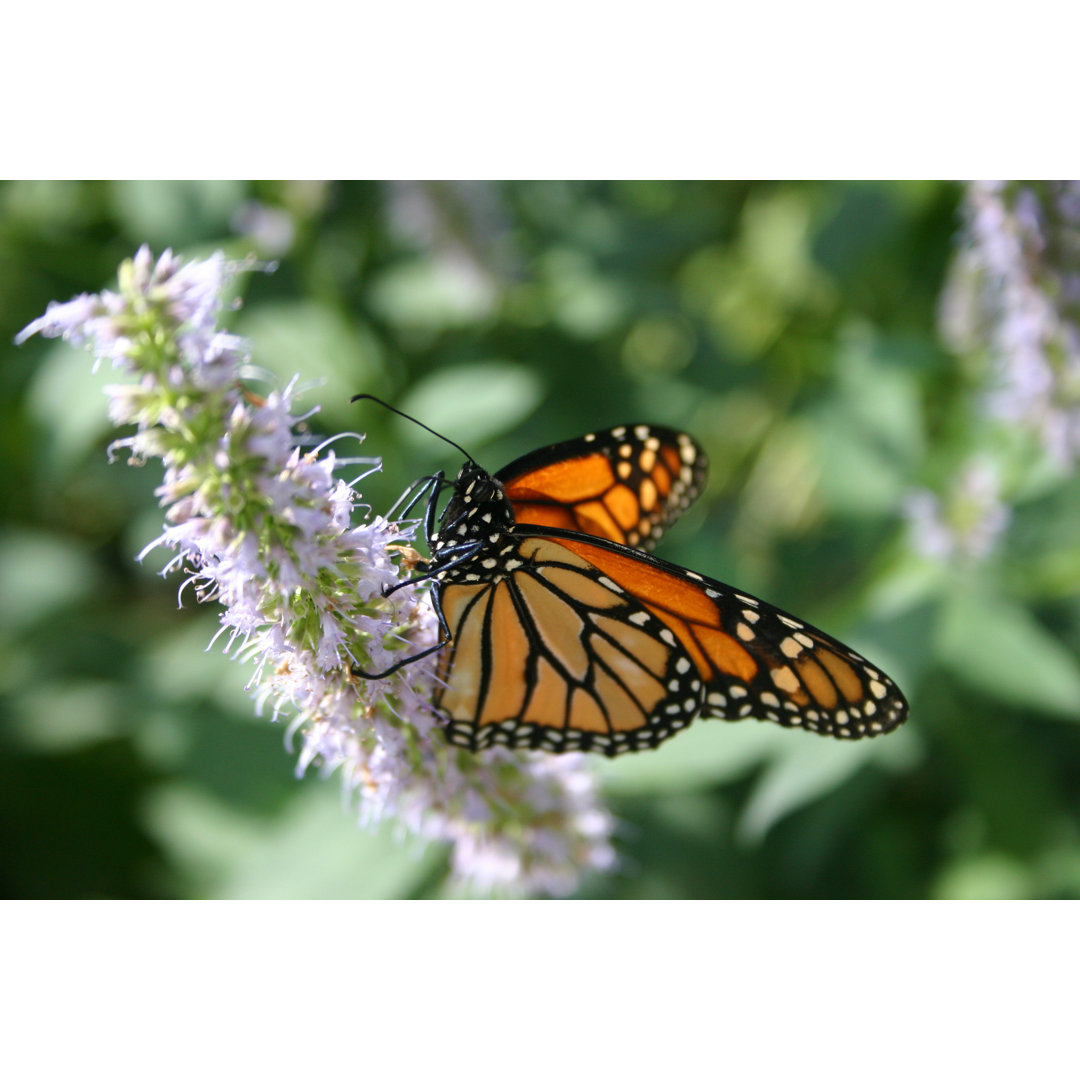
[432,528,908,756]
[496,424,707,551]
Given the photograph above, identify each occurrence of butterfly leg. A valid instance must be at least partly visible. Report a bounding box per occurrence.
[378,472,446,598]
[385,472,446,522]
[350,637,448,679]
[351,582,453,680]
[382,538,482,597]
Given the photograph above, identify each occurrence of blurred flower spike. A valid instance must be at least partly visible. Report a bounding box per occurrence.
[944,180,1080,467]
[17,246,615,897]
[915,181,1080,568]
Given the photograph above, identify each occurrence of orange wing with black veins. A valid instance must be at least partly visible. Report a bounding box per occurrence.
[497,424,707,551]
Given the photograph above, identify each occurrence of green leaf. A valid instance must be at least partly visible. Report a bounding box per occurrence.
[0,529,99,631]
[8,680,125,751]
[596,720,783,796]
[736,726,919,843]
[937,591,1080,718]
[368,257,496,332]
[143,783,444,899]
[139,617,249,707]
[399,362,543,452]
[811,324,926,519]
[236,300,385,416]
[933,852,1034,900]
[736,738,877,843]
[27,342,115,473]
[538,247,629,338]
[109,180,246,247]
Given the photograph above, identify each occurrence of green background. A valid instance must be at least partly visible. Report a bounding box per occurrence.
[4,179,1079,899]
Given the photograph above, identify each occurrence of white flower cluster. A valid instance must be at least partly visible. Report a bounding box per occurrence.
[18,246,615,897]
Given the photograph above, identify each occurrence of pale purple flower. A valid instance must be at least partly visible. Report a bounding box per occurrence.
[945,181,1080,466]
[15,290,130,368]
[384,180,520,293]
[232,200,298,257]
[14,293,101,347]
[17,245,615,897]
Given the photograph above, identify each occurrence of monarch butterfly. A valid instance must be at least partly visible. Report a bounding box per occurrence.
[352,397,909,757]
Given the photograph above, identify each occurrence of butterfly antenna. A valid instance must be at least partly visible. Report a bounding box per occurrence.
[351,393,478,465]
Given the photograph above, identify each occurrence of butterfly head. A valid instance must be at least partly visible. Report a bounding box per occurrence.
[431,462,516,554]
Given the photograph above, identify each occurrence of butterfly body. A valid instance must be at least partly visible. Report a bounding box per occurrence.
[364,418,909,757]
[428,462,516,581]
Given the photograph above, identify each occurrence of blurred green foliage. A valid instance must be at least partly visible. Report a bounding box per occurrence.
[4,179,1080,899]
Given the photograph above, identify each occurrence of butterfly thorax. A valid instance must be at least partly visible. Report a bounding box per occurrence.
[429,462,520,584]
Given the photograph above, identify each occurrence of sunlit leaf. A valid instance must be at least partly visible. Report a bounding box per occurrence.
[0,530,99,631]
[236,300,385,415]
[27,343,117,473]
[368,257,497,332]
[597,719,784,796]
[139,618,249,707]
[143,783,444,899]
[215,787,443,900]
[539,247,629,338]
[8,681,125,751]
[736,727,918,844]
[110,180,245,247]
[933,852,1034,900]
[937,591,1080,718]
[399,362,543,452]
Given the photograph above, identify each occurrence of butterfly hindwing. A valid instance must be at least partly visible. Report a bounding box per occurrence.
[433,533,700,755]
[432,527,908,756]
[497,423,707,551]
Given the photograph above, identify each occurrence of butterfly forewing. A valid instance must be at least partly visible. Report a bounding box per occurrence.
[497,424,707,552]
[543,532,908,740]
